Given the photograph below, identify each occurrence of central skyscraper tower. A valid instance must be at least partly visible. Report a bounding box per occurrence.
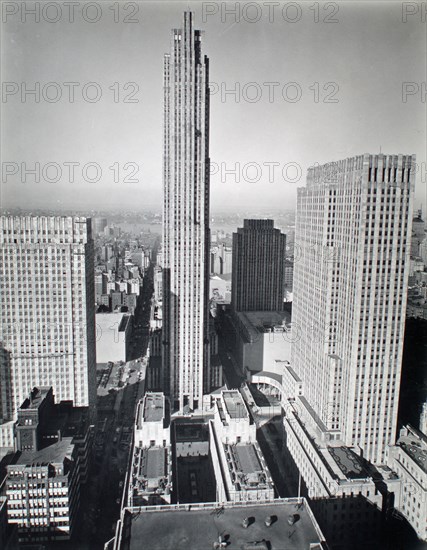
[162,12,210,412]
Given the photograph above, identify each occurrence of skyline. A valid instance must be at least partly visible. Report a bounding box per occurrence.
[2,1,426,212]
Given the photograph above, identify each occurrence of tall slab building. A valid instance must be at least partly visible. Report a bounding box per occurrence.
[162,12,210,412]
[0,216,97,421]
[232,219,286,312]
[291,154,415,464]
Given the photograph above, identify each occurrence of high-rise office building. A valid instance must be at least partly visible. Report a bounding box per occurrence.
[291,154,415,464]
[232,219,286,312]
[0,216,97,420]
[162,12,210,412]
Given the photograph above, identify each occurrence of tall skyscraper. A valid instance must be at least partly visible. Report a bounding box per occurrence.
[291,154,415,464]
[0,216,97,421]
[232,219,286,312]
[162,12,210,412]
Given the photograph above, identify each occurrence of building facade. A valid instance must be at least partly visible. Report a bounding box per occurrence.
[387,425,427,542]
[162,11,211,412]
[232,219,286,312]
[0,216,97,420]
[291,154,415,464]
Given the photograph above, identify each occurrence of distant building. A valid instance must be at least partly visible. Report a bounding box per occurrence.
[92,217,107,235]
[123,293,138,314]
[211,243,232,275]
[210,390,275,503]
[127,393,172,506]
[209,274,232,317]
[153,266,162,302]
[232,219,286,312]
[111,291,123,311]
[0,216,97,425]
[284,259,293,292]
[411,209,425,256]
[96,312,133,364]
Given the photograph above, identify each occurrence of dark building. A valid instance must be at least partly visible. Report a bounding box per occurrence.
[5,387,94,543]
[232,219,286,312]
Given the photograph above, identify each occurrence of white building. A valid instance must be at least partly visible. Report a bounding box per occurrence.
[231,310,292,373]
[0,216,97,422]
[209,390,275,503]
[387,425,427,541]
[95,312,132,364]
[128,393,172,506]
[291,154,415,465]
[162,12,211,412]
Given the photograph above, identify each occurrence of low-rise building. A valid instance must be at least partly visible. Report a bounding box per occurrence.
[209,390,275,503]
[229,310,292,373]
[4,386,93,543]
[6,438,79,543]
[96,312,133,364]
[387,425,427,542]
[127,393,172,507]
[109,498,328,550]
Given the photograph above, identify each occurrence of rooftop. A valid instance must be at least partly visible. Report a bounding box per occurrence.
[327,446,368,479]
[236,310,291,342]
[95,311,131,333]
[19,387,52,411]
[119,499,327,550]
[398,426,427,474]
[224,442,273,490]
[142,393,164,423]
[222,391,248,420]
[130,445,171,498]
[15,437,75,466]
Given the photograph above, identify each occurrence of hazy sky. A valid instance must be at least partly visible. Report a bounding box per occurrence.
[1,1,426,212]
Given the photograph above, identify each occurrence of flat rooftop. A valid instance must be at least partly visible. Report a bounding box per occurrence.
[236,310,292,340]
[399,427,427,474]
[142,393,164,423]
[222,391,248,419]
[95,311,130,332]
[130,445,171,498]
[120,499,326,550]
[145,447,166,480]
[225,442,273,490]
[327,446,367,479]
[235,444,261,475]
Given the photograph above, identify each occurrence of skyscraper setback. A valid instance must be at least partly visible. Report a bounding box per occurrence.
[0,216,97,422]
[291,154,415,464]
[162,12,210,412]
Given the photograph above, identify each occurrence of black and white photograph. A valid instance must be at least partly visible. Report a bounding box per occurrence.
[0,1,426,549]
